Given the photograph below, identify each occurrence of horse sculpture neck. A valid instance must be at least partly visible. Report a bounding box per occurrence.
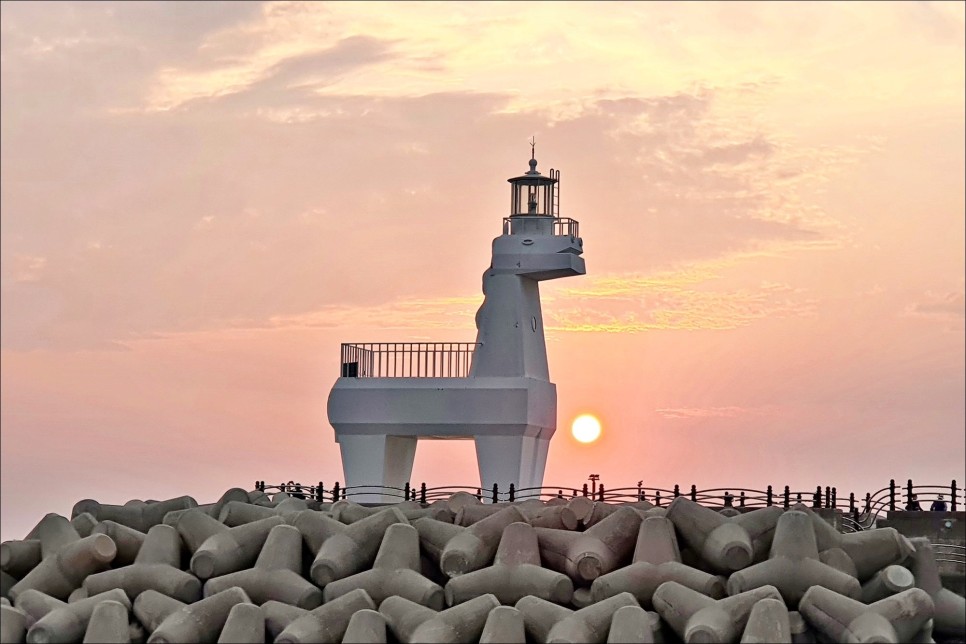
[470,271,549,379]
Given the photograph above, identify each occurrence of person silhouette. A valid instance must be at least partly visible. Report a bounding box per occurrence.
[906,494,922,511]
[929,494,948,512]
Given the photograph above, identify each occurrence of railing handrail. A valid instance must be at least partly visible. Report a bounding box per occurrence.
[255,479,962,528]
[340,342,480,378]
[502,215,580,238]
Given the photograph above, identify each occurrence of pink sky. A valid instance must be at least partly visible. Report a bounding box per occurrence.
[2,1,964,541]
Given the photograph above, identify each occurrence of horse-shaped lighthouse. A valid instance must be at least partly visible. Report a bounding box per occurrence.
[327,149,585,501]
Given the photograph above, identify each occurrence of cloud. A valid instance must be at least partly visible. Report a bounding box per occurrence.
[654,406,772,420]
[905,290,965,324]
[5,255,47,283]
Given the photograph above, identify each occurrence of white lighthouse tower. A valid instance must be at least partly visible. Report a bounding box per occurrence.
[327,148,585,501]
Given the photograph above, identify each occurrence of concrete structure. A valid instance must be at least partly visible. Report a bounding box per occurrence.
[444,522,573,606]
[860,565,915,604]
[322,523,445,609]
[480,606,525,644]
[535,507,642,585]
[26,588,130,643]
[137,587,250,644]
[798,585,935,643]
[606,605,657,644]
[651,581,784,643]
[71,497,197,534]
[740,598,791,644]
[440,506,526,578]
[3,486,965,643]
[203,524,322,609]
[413,518,466,569]
[665,498,782,574]
[905,536,965,639]
[308,508,409,586]
[89,522,146,567]
[12,589,64,628]
[83,524,200,603]
[70,514,98,539]
[83,600,132,644]
[789,503,915,581]
[217,603,265,644]
[343,608,388,644]
[260,600,309,642]
[1,540,41,580]
[9,535,116,602]
[190,516,284,580]
[29,515,80,560]
[379,593,500,644]
[515,592,639,643]
[726,511,862,606]
[174,510,228,554]
[1,604,27,643]
[787,611,814,644]
[328,151,585,501]
[590,516,726,608]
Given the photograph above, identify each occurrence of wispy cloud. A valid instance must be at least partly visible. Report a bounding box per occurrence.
[904,290,965,327]
[654,406,773,420]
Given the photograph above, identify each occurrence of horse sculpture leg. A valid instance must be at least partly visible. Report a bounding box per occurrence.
[338,435,418,503]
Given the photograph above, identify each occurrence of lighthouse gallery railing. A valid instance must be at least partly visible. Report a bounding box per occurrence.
[340,342,480,378]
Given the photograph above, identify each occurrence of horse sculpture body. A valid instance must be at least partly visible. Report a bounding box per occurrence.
[327,155,585,501]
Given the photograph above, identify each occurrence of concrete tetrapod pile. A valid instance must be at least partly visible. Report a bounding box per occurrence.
[0,489,962,643]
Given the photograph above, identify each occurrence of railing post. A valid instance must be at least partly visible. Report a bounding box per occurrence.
[849,492,855,513]
[492,483,499,503]
[783,486,790,509]
[404,482,410,502]
[673,484,680,498]
[865,492,871,513]
[332,482,340,503]
[582,484,589,497]
[317,482,324,502]
[655,490,662,507]
[509,484,515,502]
[690,485,697,502]
[558,489,564,499]
[420,483,427,504]
[831,487,837,509]
[477,488,483,502]
[852,507,859,526]
[598,484,605,502]
[796,492,802,503]
[766,485,773,507]
[906,479,914,510]
[889,479,896,512]
[739,491,745,508]
[637,481,643,502]
[813,486,822,509]
[824,486,831,509]
[953,480,959,512]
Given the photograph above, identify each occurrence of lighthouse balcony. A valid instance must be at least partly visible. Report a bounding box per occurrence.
[502,216,580,239]
[339,342,479,378]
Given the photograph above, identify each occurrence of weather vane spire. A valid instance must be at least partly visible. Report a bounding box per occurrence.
[529,135,536,160]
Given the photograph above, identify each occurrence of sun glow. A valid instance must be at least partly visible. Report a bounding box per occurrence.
[571,414,602,444]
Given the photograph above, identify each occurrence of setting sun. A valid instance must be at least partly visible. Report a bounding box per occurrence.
[571,414,602,443]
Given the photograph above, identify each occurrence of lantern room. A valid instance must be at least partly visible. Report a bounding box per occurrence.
[508,154,558,218]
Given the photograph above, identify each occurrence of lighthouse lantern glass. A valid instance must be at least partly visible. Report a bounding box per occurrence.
[510,180,554,217]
